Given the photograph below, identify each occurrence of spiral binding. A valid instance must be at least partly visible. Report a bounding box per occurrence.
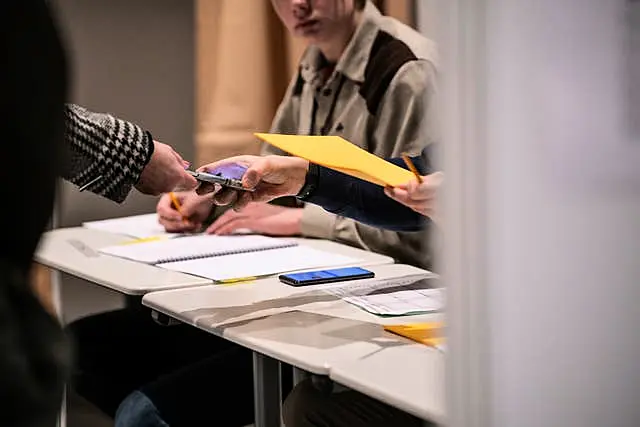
[155,241,298,264]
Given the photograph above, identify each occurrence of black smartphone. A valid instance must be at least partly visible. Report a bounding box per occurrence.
[279,267,375,286]
[187,163,254,192]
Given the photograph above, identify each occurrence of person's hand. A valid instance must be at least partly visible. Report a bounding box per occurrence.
[156,191,215,233]
[195,155,309,210]
[205,202,303,236]
[384,172,444,223]
[135,141,198,196]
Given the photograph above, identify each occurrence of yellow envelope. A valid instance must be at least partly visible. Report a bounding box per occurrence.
[254,133,417,187]
[384,321,445,348]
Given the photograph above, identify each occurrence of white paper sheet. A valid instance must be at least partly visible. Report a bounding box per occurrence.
[159,245,361,282]
[83,214,177,239]
[325,275,444,316]
[99,234,296,264]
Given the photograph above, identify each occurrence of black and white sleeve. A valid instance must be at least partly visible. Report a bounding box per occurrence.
[62,103,154,203]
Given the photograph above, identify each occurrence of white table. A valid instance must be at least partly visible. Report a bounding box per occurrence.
[142,264,441,427]
[35,227,212,295]
[142,263,439,373]
[330,344,446,425]
[35,226,394,295]
[38,226,396,427]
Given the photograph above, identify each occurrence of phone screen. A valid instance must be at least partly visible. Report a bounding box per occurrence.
[279,267,374,286]
[190,163,252,191]
[205,163,248,180]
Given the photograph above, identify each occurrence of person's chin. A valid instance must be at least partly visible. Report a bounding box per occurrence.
[294,22,328,42]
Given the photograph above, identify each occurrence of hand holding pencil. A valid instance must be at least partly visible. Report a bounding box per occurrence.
[169,192,188,224]
[384,153,443,223]
[156,191,215,233]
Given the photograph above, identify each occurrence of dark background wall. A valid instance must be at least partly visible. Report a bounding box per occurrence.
[54,0,195,226]
[52,0,195,322]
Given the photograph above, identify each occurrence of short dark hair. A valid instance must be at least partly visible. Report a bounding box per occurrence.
[355,0,367,10]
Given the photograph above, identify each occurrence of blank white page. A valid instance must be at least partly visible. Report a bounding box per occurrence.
[83,214,176,239]
[158,245,361,282]
[98,234,295,264]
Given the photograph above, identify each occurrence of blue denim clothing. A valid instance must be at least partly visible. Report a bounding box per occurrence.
[115,391,169,427]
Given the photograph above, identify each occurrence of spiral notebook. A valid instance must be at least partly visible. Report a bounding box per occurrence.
[98,235,361,282]
[159,245,361,282]
[98,235,297,265]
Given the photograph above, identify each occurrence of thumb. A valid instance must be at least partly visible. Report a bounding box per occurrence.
[176,168,198,191]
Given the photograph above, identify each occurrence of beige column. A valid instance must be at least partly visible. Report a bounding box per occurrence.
[194,0,415,166]
[380,0,416,27]
[195,0,304,165]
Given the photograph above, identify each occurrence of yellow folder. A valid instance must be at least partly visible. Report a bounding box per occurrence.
[254,133,417,187]
[384,321,445,348]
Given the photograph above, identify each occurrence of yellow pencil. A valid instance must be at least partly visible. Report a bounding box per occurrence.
[401,153,423,183]
[169,192,188,223]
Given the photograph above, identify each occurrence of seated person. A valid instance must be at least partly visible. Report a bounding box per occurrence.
[69,1,440,427]
[193,152,443,231]
[158,0,438,269]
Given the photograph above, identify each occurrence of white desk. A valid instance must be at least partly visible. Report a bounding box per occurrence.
[143,264,441,427]
[142,263,439,374]
[35,227,212,295]
[35,227,394,295]
[38,225,398,427]
[330,344,446,424]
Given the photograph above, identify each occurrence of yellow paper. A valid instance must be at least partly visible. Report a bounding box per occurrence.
[384,321,445,348]
[254,133,417,187]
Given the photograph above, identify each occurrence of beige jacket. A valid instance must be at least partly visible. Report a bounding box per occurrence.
[262,1,439,268]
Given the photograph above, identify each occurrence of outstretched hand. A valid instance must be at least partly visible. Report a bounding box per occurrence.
[196,155,310,210]
[135,141,198,195]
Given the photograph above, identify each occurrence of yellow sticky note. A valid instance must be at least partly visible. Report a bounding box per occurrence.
[119,236,166,245]
[254,133,416,187]
[218,276,257,286]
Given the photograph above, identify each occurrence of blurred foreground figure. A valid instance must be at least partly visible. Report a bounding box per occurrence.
[0,3,197,426]
[1,2,71,426]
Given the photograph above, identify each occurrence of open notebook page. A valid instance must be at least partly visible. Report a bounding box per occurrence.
[158,245,361,282]
[83,214,178,239]
[98,234,296,265]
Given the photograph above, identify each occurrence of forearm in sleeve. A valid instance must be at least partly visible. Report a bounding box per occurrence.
[300,154,431,268]
[62,104,153,203]
[305,160,426,232]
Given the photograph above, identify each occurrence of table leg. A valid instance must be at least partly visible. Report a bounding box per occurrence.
[51,267,67,427]
[253,352,282,427]
[292,366,309,386]
[57,385,66,427]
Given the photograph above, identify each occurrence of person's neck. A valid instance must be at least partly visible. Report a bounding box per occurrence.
[317,10,364,63]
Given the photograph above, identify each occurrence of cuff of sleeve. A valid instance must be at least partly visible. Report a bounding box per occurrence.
[143,131,155,166]
[300,203,337,239]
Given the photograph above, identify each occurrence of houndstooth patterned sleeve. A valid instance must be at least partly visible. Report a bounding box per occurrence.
[63,104,154,203]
